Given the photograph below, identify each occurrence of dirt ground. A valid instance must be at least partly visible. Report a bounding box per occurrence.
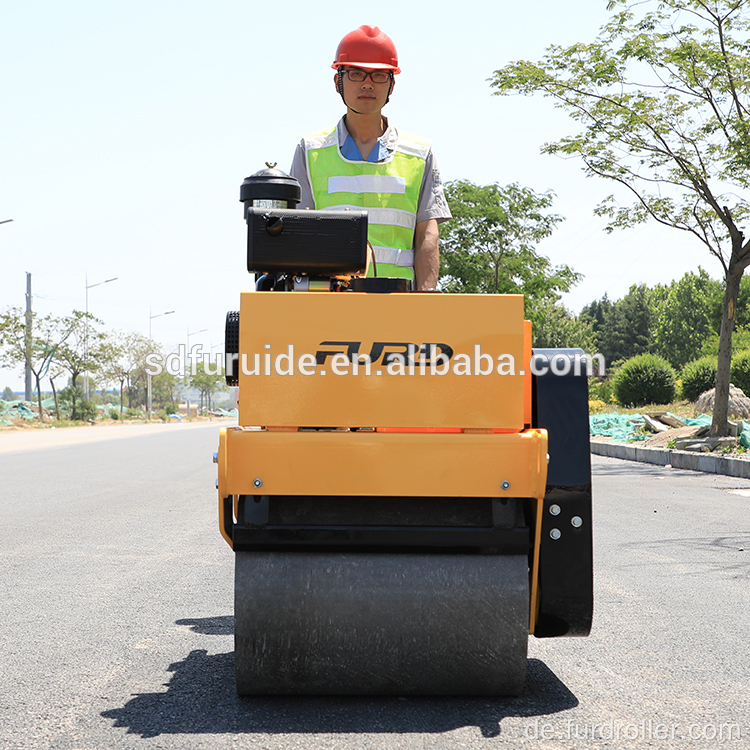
[0,414,229,433]
[642,425,706,448]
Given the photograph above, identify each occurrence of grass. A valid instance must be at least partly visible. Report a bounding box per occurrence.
[588,398,701,417]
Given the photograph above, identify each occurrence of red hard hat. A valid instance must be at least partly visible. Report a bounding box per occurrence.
[332,25,400,73]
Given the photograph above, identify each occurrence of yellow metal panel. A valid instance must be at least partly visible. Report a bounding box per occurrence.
[528,496,544,634]
[237,292,527,429]
[220,427,547,499]
[216,428,233,548]
[217,425,549,625]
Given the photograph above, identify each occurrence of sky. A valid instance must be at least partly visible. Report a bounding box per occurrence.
[1,0,714,390]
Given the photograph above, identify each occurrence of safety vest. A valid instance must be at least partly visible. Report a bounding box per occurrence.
[303,125,430,279]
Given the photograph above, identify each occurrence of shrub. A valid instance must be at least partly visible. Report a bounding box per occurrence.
[588,399,607,413]
[78,399,98,421]
[681,356,717,401]
[588,378,613,403]
[731,350,750,396]
[613,354,677,407]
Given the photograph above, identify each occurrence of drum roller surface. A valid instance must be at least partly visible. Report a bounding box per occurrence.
[235,551,529,696]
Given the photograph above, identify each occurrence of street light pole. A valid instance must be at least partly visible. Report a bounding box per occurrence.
[147,308,175,414]
[84,275,118,400]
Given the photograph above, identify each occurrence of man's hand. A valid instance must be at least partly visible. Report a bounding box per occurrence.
[413,219,439,291]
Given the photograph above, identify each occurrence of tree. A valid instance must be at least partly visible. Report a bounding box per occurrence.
[492,0,750,434]
[1,386,16,401]
[439,180,581,307]
[48,362,65,420]
[190,362,226,413]
[655,270,713,368]
[529,299,598,350]
[151,371,180,411]
[580,294,614,352]
[53,310,104,420]
[97,335,128,417]
[707,274,750,332]
[0,308,77,422]
[599,284,652,364]
[98,332,158,411]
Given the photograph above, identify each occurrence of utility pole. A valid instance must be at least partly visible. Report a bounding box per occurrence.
[25,272,32,401]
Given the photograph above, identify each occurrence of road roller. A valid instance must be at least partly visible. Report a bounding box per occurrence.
[214,165,593,696]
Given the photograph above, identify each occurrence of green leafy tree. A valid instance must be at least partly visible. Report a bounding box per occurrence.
[97,335,128,417]
[59,386,98,421]
[439,180,581,307]
[645,282,670,343]
[492,0,750,434]
[53,311,104,419]
[1,386,16,401]
[701,325,750,357]
[580,294,614,351]
[190,362,226,413]
[599,284,652,364]
[655,270,713,368]
[530,299,598,350]
[151,370,180,411]
[0,308,77,422]
[98,332,158,411]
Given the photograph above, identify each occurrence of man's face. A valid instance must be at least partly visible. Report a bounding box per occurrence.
[335,67,394,114]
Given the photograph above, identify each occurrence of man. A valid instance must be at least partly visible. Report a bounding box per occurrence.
[289,25,451,291]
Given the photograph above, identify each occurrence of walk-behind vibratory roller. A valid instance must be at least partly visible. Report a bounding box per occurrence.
[214,164,593,696]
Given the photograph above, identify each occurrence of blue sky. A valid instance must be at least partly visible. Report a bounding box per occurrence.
[1,0,712,389]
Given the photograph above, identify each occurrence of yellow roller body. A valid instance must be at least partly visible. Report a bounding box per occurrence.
[218,291,549,644]
[237,291,528,429]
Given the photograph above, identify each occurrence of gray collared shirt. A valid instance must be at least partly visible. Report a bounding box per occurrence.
[289,116,452,225]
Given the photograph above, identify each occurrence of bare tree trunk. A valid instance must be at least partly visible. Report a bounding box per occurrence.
[50,377,60,420]
[712,264,742,436]
[34,372,44,423]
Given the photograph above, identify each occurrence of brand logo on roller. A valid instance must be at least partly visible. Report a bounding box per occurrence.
[315,341,454,366]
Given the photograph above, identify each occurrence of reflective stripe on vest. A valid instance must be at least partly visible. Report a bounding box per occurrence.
[304,126,429,272]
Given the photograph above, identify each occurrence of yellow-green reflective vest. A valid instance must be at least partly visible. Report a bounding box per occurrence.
[303,126,429,279]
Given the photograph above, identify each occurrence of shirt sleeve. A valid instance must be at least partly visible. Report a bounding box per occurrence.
[416,147,452,224]
[289,140,315,209]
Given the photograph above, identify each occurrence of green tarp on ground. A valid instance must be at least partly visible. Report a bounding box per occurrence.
[589,413,647,441]
[0,399,37,423]
[589,411,743,443]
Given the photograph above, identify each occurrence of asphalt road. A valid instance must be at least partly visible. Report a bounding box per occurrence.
[1,424,749,749]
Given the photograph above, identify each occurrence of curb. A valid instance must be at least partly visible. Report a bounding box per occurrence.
[590,440,750,479]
